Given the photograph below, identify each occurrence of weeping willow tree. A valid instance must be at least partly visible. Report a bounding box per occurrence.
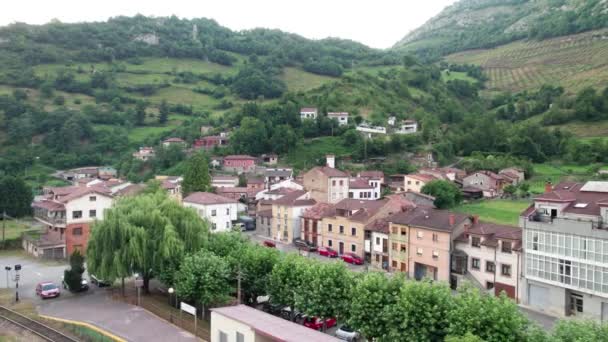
[87,191,209,293]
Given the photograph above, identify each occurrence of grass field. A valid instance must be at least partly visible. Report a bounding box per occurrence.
[280,67,337,92]
[548,120,608,138]
[453,199,531,226]
[441,70,477,83]
[528,162,603,193]
[285,136,355,171]
[1,220,34,240]
[446,29,608,93]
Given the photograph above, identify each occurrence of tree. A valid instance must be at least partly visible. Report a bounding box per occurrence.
[270,125,298,154]
[238,173,247,187]
[174,250,231,317]
[296,261,352,331]
[268,253,310,321]
[233,243,280,305]
[135,100,146,126]
[551,319,608,342]
[63,250,85,291]
[231,117,268,155]
[445,332,485,342]
[87,192,209,293]
[503,184,516,198]
[182,153,211,196]
[421,180,463,209]
[0,176,33,217]
[159,100,169,124]
[348,272,404,340]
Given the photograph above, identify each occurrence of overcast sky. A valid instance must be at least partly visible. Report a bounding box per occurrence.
[0,0,457,49]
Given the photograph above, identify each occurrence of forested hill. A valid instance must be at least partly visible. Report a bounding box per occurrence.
[0,15,397,75]
[393,0,608,59]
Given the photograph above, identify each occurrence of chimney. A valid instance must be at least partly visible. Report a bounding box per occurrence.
[545,181,553,194]
[326,154,335,168]
[449,214,455,226]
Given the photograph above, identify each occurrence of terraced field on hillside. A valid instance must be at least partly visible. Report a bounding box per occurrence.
[446,29,608,94]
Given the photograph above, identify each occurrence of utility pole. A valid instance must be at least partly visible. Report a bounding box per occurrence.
[2,211,6,248]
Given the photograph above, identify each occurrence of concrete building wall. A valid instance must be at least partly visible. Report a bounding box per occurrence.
[65,194,113,225]
[408,228,451,282]
[328,177,349,203]
[389,223,409,272]
[184,202,238,232]
[210,311,258,342]
[403,176,427,193]
[321,216,366,258]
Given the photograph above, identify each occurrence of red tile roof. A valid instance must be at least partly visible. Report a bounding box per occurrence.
[32,200,65,211]
[257,209,273,218]
[183,192,237,205]
[365,218,390,234]
[406,173,437,182]
[300,107,318,112]
[301,203,334,220]
[271,190,315,206]
[388,208,468,232]
[58,186,112,203]
[359,171,384,179]
[309,166,349,178]
[349,178,373,189]
[533,181,608,216]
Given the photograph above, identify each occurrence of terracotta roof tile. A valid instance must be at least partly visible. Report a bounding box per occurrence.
[388,208,468,232]
[183,192,237,205]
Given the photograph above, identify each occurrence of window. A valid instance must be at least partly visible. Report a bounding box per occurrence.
[226,222,230,229]
[332,180,336,186]
[432,251,439,259]
[417,231,423,239]
[339,225,344,234]
[89,196,96,202]
[212,223,217,230]
[416,248,423,256]
[472,236,481,248]
[219,331,228,342]
[501,264,512,277]
[226,208,230,215]
[486,261,496,273]
[401,228,407,236]
[236,332,245,342]
[375,255,380,262]
[392,242,398,251]
[400,244,407,253]
[486,282,494,290]
[73,227,83,236]
[328,239,333,247]
[72,211,82,219]
[432,233,438,242]
[211,209,217,217]
[392,260,398,268]
[533,233,539,251]
[339,180,344,186]
[351,244,356,252]
[328,224,333,232]
[392,226,398,234]
[471,258,480,270]
[407,181,412,185]
[502,241,512,253]
[351,227,356,236]
[89,210,96,218]
[376,237,380,244]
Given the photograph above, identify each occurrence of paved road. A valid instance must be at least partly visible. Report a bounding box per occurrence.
[1,252,196,342]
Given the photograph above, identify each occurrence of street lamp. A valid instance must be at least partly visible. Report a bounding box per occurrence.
[134,273,143,306]
[168,287,174,306]
[14,264,21,302]
[4,266,11,289]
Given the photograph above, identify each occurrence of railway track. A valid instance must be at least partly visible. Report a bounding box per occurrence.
[0,305,79,342]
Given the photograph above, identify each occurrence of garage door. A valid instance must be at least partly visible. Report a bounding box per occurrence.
[528,284,549,309]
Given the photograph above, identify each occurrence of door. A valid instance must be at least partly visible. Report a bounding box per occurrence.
[569,292,584,316]
[414,263,427,280]
[528,284,549,310]
[602,302,608,322]
[338,242,344,255]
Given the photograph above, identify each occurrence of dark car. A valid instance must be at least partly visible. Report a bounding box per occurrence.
[238,216,256,231]
[341,253,364,265]
[62,277,89,292]
[90,274,112,287]
[318,247,339,258]
[294,238,317,252]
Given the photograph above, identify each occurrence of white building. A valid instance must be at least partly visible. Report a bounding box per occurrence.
[183,192,238,232]
[348,178,381,200]
[300,107,318,120]
[365,219,390,271]
[327,112,349,126]
[396,120,418,134]
[387,116,397,126]
[133,147,156,161]
[356,123,386,138]
[212,176,239,188]
[454,220,522,301]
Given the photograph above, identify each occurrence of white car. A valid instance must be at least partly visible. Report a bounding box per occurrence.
[336,325,360,341]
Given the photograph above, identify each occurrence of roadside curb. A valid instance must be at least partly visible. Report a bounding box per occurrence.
[39,314,128,342]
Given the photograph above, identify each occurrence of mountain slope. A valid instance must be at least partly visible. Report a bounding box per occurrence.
[394,0,608,58]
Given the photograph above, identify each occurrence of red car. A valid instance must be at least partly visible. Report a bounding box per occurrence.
[341,253,364,265]
[263,240,276,248]
[36,282,60,299]
[303,316,337,330]
[318,247,338,258]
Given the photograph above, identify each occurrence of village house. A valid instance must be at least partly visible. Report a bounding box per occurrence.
[403,173,437,193]
[270,190,316,243]
[193,134,230,150]
[29,186,114,258]
[356,123,387,138]
[327,112,349,126]
[358,170,385,185]
[155,176,183,201]
[246,177,265,195]
[98,166,117,180]
[256,209,273,237]
[300,107,318,120]
[264,168,293,188]
[321,195,414,259]
[404,191,436,208]
[387,116,397,126]
[395,120,418,134]
[366,219,391,270]
[133,147,156,161]
[499,167,526,185]
[419,167,466,182]
[453,219,522,301]
[58,166,103,182]
[463,171,512,198]
[261,153,278,165]
[211,175,239,188]
[215,187,249,201]
[223,155,257,174]
[388,174,408,192]
[302,155,349,204]
[348,178,381,200]
[520,181,608,320]
[183,192,238,232]
[162,137,187,148]
[388,208,470,282]
[301,203,334,248]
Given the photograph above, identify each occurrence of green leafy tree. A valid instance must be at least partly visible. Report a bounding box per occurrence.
[231,117,269,155]
[0,176,33,217]
[63,250,85,291]
[270,125,298,154]
[348,272,404,340]
[268,253,310,321]
[551,319,608,341]
[174,250,231,317]
[421,180,463,209]
[503,184,516,198]
[182,153,211,196]
[296,261,352,331]
[135,100,146,126]
[159,99,169,124]
[233,243,280,305]
[87,192,208,293]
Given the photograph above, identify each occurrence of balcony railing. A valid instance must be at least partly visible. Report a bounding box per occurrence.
[33,207,66,226]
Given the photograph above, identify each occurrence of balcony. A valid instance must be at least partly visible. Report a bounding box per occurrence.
[33,204,66,227]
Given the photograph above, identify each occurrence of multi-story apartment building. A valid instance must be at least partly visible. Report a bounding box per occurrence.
[270,190,316,243]
[31,186,114,257]
[388,208,469,282]
[403,173,437,193]
[453,220,522,300]
[301,203,334,247]
[520,181,608,320]
[366,219,390,270]
[183,192,238,232]
[302,156,349,204]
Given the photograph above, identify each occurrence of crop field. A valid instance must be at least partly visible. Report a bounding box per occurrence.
[446,29,608,93]
[453,199,531,226]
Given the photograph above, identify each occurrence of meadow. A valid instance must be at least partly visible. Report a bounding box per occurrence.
[453,199,531,226]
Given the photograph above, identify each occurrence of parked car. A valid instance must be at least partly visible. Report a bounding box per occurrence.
[303,316,337,330]
[62,276,89,292]
[281,307,303,321]
[90,274,112,287]
[336,325,361,341]
[263,240,276,248]
[262,302,283,315]
[238,216,256,231]
[318,247,338,258]
[341,253,364,265]
[294,238,317,252]
[36,282,60,299]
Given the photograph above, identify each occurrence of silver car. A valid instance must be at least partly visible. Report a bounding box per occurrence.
[336,325,360,341]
